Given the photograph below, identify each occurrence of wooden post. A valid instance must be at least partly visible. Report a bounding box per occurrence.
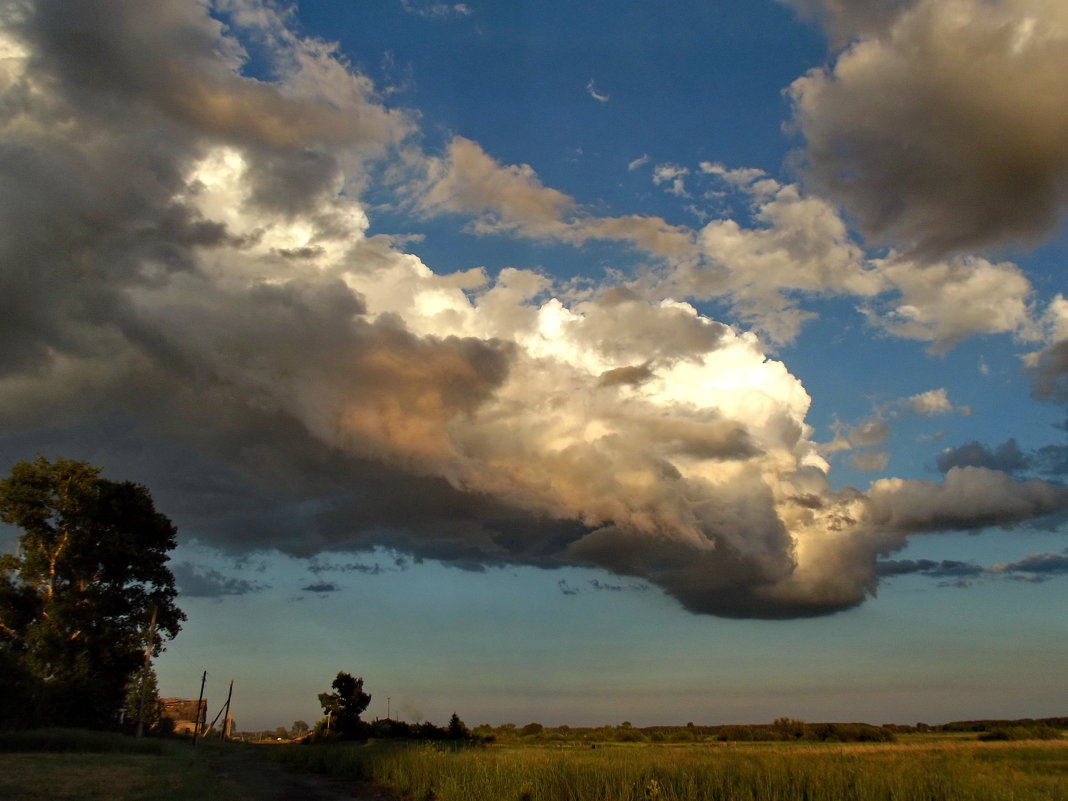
[222,680,234,741]
[192,671,207,747]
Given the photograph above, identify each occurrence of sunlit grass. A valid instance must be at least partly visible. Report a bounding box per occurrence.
[269,736,1068,801]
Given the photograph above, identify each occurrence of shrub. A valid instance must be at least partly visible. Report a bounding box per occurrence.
[979,725,1062,741]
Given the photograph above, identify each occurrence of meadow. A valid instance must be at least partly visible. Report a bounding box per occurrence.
[4,727,1068,800]
[0,729,242,801]
[268,735,1068,801]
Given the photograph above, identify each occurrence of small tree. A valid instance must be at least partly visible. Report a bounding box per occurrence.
[291,719,309,737]
[447,712,468,740]
[123,665,161,732]
[318,671,371,739]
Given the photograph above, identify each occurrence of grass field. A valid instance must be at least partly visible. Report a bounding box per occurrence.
[0,729,239,801]
[268,735,1068,801]
[3,728,1067,800]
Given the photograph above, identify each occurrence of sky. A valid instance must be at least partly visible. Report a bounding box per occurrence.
[2,0,1068,731]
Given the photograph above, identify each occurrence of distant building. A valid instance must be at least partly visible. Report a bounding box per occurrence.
[159,697,207,734]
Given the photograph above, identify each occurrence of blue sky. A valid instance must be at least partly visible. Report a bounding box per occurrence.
[2,0,1068,731]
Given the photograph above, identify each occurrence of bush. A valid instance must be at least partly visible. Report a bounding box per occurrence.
[979,725,1062,741]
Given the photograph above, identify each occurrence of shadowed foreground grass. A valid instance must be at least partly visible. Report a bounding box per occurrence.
[0,729,238,801]
[268,737,1068,801]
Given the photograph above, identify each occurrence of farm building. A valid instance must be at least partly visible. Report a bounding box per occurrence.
[159,697,207,734]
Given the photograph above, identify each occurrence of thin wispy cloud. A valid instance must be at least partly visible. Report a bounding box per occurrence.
[586,78,609,103]
[399,0,472,19]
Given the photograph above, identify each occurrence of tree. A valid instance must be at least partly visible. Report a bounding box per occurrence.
[291,719,309,737]
[0,457,184,728]
[123,664,161,732]
[447,712,468,740]
[318,671,371,739]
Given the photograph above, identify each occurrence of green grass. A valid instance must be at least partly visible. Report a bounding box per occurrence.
[0,729,240,801]
[268,736,1068,801]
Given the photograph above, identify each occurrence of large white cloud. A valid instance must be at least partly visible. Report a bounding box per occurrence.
[1,0,1064,620]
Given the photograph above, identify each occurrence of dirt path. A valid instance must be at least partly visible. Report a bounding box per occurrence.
[211,746,401,801]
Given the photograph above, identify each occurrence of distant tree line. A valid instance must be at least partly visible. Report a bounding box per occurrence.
[313,671,475,743]
[450,717,1068,745]
[280,672,1068,748]
[469,718,894,744]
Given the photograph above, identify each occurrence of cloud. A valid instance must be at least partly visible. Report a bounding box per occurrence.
[665,174,881,343]
[788,0,1068,257]
[653,164,690,197]
[875,558,984,579]
[867,467,1068,534]
[628,154,650,171]
[171,562,268,597]
[300,581,341,593]
[937,439,1030,475]
[418,139,1036,351]
[558,579,580,596]
[777,0,911,45]
[936,436,1068,479]
[907,388,954,417]
[2,0,1065,622]
[990,549,1068,581]
[851,450,888,472]
[399,1,472,19]
[586,78,609,103]
[879,549,1068,586]
[862,256,1035,353]
[849,417,889,447]
[418,137,696,258]
[419,137,577,237]
[1028,339,1068,403]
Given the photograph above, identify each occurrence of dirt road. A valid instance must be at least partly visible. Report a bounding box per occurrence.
[211,746,401,801]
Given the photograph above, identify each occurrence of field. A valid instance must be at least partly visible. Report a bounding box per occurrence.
[267,735,1068,801]
[0,729,236,801]
[3,728,1068,800]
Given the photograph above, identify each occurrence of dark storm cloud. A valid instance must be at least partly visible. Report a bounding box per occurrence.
[1029,340,1068,403]
[788,0,1068,258]
[936,439,1030,475]
[17,0,406,152]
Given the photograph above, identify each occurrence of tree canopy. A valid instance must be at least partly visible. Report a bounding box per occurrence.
[0,457,184,728]
[318,671,371,739]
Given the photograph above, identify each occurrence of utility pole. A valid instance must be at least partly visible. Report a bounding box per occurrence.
[387,697,391,720]
[192,670,207,747]
[222,680,234,741]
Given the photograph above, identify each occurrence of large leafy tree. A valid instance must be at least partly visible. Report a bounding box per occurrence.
[318,671,371,739]
[0,457,184,728]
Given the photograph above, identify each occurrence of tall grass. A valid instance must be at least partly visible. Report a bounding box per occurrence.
[269,738,1068,801]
